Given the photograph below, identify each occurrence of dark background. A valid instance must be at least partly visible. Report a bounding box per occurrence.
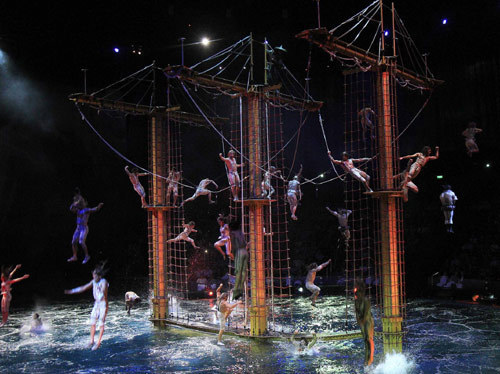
[1,1,499,304]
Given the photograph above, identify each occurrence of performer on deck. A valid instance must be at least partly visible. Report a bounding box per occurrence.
[216,285,242,346]
[354,278,374,366]
[261,166,281,198]
[1,264,29,327]
[166,168,181,207]
[328,151,373,192]
[181,178,218,206]
[68,189,104,264]
[229,220,248,300]
[219,150,244,201]
[124,166,148,207]
[214,214,232,260]
[64,262,109,350]
[326,207,352,246]
[440,185,458,233]
[167,222,200,249]
[399,146,439,200]
[462,122,482,157]
[358,107,376,140]
[305,259,331,307]
[287,164,303,221]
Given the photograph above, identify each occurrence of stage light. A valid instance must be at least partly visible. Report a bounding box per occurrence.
[219,66,223,70]
[298,287,303,293]
[201,37,210,46]
[436,175,444,179]
[320,174,324,178]
[208,291,214,296]
[442,18,448,25]
[384,30,389,37]
[113,47,120,53]
[137,51,142,55]
[204,250,208,253]
[486,163,491,168]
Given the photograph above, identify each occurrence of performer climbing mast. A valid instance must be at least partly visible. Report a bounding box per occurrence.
[261,166,281,199]
[358,107,376,140]
[124,166,148,207]
[166,168,181,207]
[326,207,352,247]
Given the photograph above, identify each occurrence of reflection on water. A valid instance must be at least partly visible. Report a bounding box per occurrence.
[0,297,499,373]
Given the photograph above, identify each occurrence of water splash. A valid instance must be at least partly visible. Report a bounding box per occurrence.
[372,352,416,374]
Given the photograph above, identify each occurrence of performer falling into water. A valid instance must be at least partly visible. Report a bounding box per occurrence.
[229,220,248,300]
[167,221,200,249]
[440,185,458,233]
[215,283,242,346]
[290,330,318,353]
[125,291,141,315]
[219,150,244,201]
[326,207,352,247]
[399,146,439,201]
[358,107,376,140]
[181,178,218,206]
[68,189,104,264]
[214,214,232,260]
[462,122,482,157]
[166,168,181,207]
[328,151,373,192]
[287,164,303,221]
[64,262,109,350]
[305,259,331,307]
[261,166,281,198]
[0,264,29,327]
[124,166,148,208]
[354,278,374,366]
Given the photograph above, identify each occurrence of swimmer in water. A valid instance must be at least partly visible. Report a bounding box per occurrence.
[290,330,318,353]
[1,264,30,327]
[30,313,43,332]
[125,291,141,315]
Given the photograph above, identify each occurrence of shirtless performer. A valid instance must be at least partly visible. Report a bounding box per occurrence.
[462,122,482,157]
[181,178,218,206]
[328,151,373,192]
[287,165,303,221]
[261,166,281,198]
[214,214,232,260]
[216,288,242,346]
[124,166,148,207]
[305,259,331,306]
[166,168,181,207]
[167,221,200,249]
[399,146,439,199]
[393,158,413,202]
[440,185,458,233]
[358,107,376,140]
[326,207,352,246]
[219,150,244,201]
[354,279,374,366]
[68,190,104,264]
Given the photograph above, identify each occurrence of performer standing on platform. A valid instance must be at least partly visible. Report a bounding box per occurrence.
[462,122,482,157]
[167,222,200,249]
[328,151,373,192]
[440,185,458,233]
[399,146,439,199]
[229,220,248,300]
[214,215,232,260]
[354,279,374,366]
[358,107,376,140]
[305,259,331,307]
[166,168,181,207]
[124,166,148,207]
[64,262,109,350]
[1,264,29,327]
[181,178,218,206]
[261,166,281,198]
[326,207,352,246]
[68,189,104,264]
[287,164,303,221]
[219,150,244,201]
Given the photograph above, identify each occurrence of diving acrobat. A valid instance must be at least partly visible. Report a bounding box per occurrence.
[181,178,218,206]
[399,146,439,201]
[328,151,373,192]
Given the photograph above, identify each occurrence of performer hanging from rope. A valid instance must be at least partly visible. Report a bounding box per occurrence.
[358,107,376,141]
[261,166,281,198]
[286,164,303,221]
[290,330,318,353]
[399,146,439,200]
[354,278,374,366]
[181,178,218,206]
[393,158,413,202]
[328,151,373,192]
[219,150,244,201]
[462,122,482,157]
[124,166,148,208]
[326,207,352,247]
[214,214,232,260]
[1,264,29,327]
[229,220,248,300]
[305,259,331,307]
[125,291,141,315]
[440,185,458,234]
[68,189,104,264]
[166,168,181,207]
[167,221,200,249]
[64,262,109,350]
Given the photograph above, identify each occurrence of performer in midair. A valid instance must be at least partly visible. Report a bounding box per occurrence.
[166,168,181,207]
[399,146,439,200]
[219,150,244,201]
[229,220,248,300]
[354,278,374,366]
[326,207,352,246]
[181,178,218,206]
[328,151,373,192]
[167,221,200,249]
[287,165,303,221]
[261,166,281,198]
[125,291,141,315]
[1,264,29,327]
[124,166,148,208]
[65,262,109,350]
[462,122,482,157]
[214,214,232,260]
[305,259,331,307]
[68,189,104,264]
[440,185,458,233]
[358,107,376,140]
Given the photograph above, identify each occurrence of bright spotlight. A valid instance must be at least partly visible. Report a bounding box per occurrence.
[204,250,208,253]
[486,163,491,168]
[442,18,448,25]
[384,30,389,37]
[208,291,214,297]
[298,287,304,293]
[320,174,324,178]
[113,47,120,53]
[201,37,210,46]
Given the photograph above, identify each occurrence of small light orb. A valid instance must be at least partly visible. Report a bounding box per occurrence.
[384,30,389,37]
[442,18,448,25]
[201,37,210,46]
[113,47,120,53]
